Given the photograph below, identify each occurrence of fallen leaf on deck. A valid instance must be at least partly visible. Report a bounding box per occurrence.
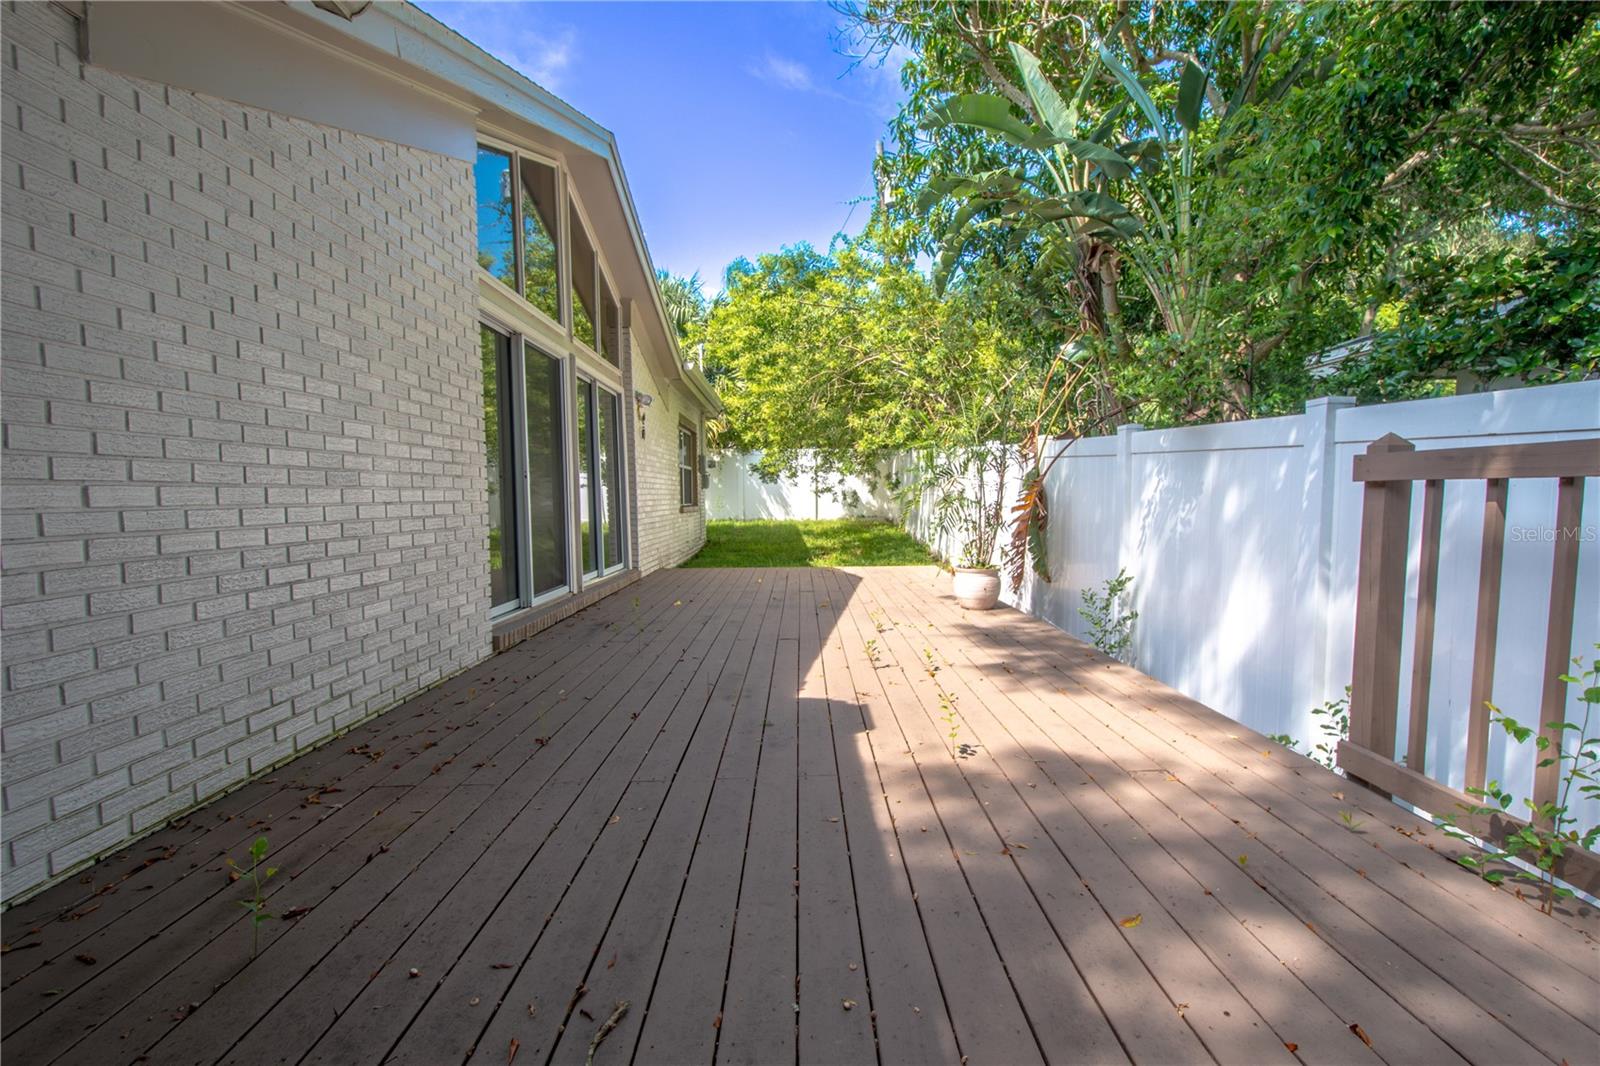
[1237,854,1249,867]
[1284,1042,1298,1052]
[74,953,96,965]
[712,1012,722,1030]
[492,962,514,969]
[508,1037,520,1064]
[1118,914,1142,929]
[1349,1023,1372,1048]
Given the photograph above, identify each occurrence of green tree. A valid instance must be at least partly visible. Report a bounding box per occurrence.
[845,0,1598,423]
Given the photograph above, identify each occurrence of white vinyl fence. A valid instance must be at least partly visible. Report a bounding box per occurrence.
[705,452,897,521]
[711,381,1600,823]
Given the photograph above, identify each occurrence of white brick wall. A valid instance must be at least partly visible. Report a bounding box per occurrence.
[0,2,489,901]
[625,327,706,572]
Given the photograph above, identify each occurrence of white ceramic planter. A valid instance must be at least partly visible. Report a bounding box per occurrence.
[952,567,1002,610]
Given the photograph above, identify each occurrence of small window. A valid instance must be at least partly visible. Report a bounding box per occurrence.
[599,284,620,367]
[520,157,561,322]
[678,423,699,508]
[570,204,597,351]
[474,148,516,292]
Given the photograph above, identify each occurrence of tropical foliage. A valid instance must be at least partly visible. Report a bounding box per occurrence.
[843,0,1598,424]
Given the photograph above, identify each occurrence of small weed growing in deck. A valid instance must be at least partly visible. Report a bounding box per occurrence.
[228,835,277,958]
[1338,810,1364,831]
[938,687,960,746]
[1270,687,1351,771]
[864,639,881,665]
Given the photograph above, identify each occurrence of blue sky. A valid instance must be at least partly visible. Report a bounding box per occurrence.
[416,2,908,293]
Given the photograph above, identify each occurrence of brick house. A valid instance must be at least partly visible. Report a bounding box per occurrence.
[0,0,720,903]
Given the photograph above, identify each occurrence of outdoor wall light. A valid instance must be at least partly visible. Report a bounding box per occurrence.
[635,390,653,437]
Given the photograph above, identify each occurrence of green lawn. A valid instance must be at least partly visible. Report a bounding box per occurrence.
[682,519,935,568]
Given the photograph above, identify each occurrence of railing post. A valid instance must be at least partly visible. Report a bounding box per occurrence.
[1346,434,1415,789]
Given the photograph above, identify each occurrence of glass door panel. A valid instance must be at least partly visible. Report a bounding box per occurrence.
[576,379,599,577]
[482,326,519,611]
[597,387,623,569]
[525,346,568,598]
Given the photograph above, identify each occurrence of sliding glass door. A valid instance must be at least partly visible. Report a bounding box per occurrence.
[576,378,625,576]
[482,326,520,615]
[525,344,569,599]
[479,324,624,617]
[597,387,623,570]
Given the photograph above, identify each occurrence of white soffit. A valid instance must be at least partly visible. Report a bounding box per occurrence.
[85,1,478,160]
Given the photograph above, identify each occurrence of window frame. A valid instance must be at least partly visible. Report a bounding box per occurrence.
[474,134,568,341]
[474,134,637,624]
[678,420,700,510]
[565,190,623,371]
[482,320,527,620]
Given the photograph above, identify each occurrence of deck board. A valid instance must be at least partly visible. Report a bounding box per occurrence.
[4,565,1596,1066]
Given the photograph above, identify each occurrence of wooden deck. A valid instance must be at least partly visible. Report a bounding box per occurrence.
[3,566,1596,1066]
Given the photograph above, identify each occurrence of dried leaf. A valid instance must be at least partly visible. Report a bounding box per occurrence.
[1349,1023,1372,1048]
[508,1037,520,1064]
[1118,914,1142,929]
[74,953,97,966]
[1283,1042,1298,1052]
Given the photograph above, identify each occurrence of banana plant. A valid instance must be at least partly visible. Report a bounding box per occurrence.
[920,39,1215,354]
[918,42,1145,300]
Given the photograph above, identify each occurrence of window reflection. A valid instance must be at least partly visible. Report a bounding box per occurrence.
[474,148,516,292]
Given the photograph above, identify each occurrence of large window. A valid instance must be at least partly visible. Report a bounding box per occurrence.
[482,326,519,613]
[474,139,634,621]
[679,423,699,508]
[473,145,562,325]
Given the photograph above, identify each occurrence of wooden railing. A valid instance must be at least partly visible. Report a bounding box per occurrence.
[1337,434,1600,894]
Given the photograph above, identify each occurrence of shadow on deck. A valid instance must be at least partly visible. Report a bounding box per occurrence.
[3,566,1596,1065]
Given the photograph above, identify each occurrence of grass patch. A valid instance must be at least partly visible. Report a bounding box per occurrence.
[682,519,935,568]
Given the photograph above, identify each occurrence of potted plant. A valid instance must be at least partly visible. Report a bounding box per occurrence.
[901,445,1014,610]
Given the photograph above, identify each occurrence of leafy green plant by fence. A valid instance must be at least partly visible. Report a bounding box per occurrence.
[1440,648,1600,915]
[1078,568,1137,662]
